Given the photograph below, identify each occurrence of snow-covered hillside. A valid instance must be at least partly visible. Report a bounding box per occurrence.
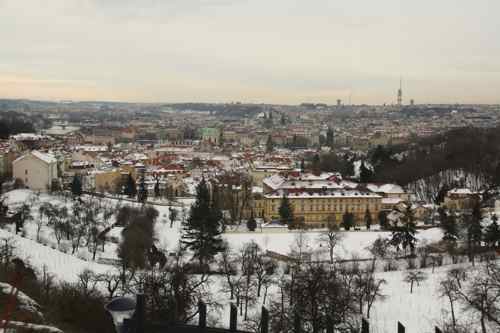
[0,189,459,332]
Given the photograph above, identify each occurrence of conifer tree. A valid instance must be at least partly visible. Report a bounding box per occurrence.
[365,208,372,230]
[181,179,225,269]
[342,210,355,230]
[467,202,483,265]
[137,177,148,203]
[378,210,388,230]
[266,135,274,153]
[326,127,334,148]
[359,161,373,183]
[71,174,82,197]
[312,154,321,175]
[278,193,294,226]
[124,173,137,198]
[154,178,160,198]
[246,211,257,232]
[390,206,417,255]
[484,214,500,248]
[441,211,459,242]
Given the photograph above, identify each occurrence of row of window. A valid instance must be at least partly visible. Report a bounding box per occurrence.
[270,204,380,213]
[270,197,380,204]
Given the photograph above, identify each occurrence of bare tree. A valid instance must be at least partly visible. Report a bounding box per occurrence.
[241,241,259,320]
[77,269,99,297]
[404,270,427,294]
[439,278,460,329]
[36,202,52,242]
[318,214,343,264]
[96,270,121,299]
[218,245,239,300]
[456,263,500,333]
[254,254,276,299]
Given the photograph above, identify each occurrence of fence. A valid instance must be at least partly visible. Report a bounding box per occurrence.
[121,295,448,333]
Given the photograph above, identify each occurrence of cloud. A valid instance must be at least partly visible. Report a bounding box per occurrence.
[0,0,499,104]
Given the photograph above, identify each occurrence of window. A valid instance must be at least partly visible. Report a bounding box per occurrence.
[25,169,28,175]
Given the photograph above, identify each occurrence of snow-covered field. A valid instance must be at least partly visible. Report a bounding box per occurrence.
[0,189,459,332]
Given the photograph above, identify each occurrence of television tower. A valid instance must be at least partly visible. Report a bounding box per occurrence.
[397,77,403,106]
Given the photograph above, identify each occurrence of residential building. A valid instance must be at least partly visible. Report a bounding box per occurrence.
[13,150,58,191]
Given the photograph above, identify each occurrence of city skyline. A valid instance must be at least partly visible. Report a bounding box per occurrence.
[1,0,500,105]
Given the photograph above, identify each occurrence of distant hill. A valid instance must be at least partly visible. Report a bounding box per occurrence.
[370,126,500,189]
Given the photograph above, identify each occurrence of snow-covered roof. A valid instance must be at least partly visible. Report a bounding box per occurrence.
[45,125,80,136]
[381,197,404,205]
[265,189,382,199]
[31,150,57,164]
[448,188,476,195]
[73,145,107,152]
[11,133,47,141]
[262,174,286,190]
[252,186,263,194]
[13,150,57,165]
[367,183,405,194]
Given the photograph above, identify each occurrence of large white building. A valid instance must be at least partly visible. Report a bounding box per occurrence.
[13,151,58,191]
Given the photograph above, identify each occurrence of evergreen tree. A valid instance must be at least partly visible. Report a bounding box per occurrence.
[467,202,483,265]
[219,127,224,147]
[71,174,82,197]
[441,211,459,242]
[266,135,274,153]
[364,208,372,230]
[246,211,257,232]
[326,127,334,148]
[341,211,354,230]
[390,206,417,255]
[124,173,137,198]
[494,162,500,187]
[312,154,321,175]
[168,207,178,228]
[181,179,225,269]
[435,185,449,205]
[470,201,483,246]
[280,113,286,126]
[484,214,500,248]
[359,161,373,183]
[137,177,148,203]
[154,178,160,198]
[278,193,294,226]
[319,135,326,147]
[378,210,389,230]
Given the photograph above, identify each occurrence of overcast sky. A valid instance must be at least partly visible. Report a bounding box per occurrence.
[1,0,499,104]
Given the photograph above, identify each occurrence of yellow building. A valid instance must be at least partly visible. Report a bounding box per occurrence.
[258,191,382,227]
[443,188,480,211]
[94,169,122,193]
[256,172,383,227]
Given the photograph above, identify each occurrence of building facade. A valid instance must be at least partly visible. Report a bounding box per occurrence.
[255,172,383,227]
[13,151,58,191]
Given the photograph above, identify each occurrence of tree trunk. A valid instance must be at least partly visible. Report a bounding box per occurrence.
[449,297,456,328]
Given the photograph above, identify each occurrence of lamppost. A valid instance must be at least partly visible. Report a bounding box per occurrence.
[105,296,136,333]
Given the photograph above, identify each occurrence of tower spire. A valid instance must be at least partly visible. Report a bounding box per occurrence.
[397,76,403,106]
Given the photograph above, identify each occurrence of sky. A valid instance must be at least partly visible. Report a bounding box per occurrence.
[1,0,499,105]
